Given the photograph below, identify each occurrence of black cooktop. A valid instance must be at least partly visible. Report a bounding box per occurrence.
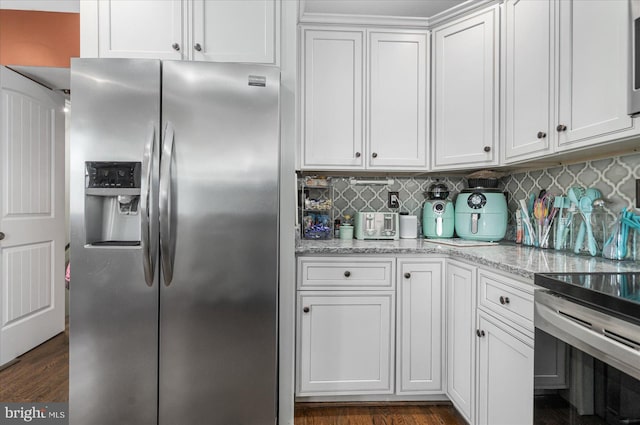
[534,272,640,324]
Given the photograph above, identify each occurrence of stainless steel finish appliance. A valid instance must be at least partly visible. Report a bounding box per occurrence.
[631,0,640,115]
[354,212,399,240]
[70,59,280,425]
[534,273,640,424]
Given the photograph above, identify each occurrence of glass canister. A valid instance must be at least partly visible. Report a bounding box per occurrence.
[571,200,610,257]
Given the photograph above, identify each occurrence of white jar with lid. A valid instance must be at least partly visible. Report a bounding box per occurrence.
[399,213,418,239]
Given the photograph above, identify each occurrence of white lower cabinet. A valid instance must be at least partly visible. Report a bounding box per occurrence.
[297,291,394,396]
[476,311,534,425]
[396,259,443,394]
[296,255,537,424]
[445,260,477,423]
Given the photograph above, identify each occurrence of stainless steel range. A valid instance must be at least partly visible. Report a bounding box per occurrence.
[534,272,640,425]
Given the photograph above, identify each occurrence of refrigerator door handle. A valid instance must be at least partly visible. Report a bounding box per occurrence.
[160,121,175,286]
[140,124,156,287]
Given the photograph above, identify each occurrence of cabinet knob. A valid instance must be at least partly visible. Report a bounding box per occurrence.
[355,152,361,158]
[537,131,547,139]
[404,272,411,279]
[476,329,486,337]
[303,307,310,313]
[372,152,378,158]
[499,296,510,305]
[172,43,180,51]
[344,271,351,277]
[194,43,202,52]
[0,232,4,241]
[556,124,567,132]
[483,146,491,152]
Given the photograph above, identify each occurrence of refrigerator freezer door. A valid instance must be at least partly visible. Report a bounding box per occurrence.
[69,59,160,425]
[159,61,279,425]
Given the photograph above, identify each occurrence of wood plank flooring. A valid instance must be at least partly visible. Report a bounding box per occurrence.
[295,403,467,425]
[0,324,68,402]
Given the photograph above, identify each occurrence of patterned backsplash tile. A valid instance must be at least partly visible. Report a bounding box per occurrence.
[299,152,640,239]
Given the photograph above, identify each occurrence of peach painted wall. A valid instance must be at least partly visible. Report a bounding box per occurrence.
[0,9,79,67]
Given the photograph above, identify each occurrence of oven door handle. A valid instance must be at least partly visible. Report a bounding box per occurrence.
[535,291,640,382]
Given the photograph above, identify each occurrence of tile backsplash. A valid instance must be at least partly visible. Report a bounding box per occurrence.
[299,152,640,239]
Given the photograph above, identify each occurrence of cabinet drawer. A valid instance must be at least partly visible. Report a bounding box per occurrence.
[478,270,534,334]
[297,257,395,290]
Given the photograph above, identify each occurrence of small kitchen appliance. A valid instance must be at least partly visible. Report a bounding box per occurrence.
[455,189,507,241]
[423,183,455,238]
[354,212,399,240]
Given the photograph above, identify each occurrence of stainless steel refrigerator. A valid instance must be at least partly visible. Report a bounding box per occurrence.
[69,59,279,425]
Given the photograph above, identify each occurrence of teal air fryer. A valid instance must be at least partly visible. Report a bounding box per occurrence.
[423,183,455,238]
[454,189,507,241]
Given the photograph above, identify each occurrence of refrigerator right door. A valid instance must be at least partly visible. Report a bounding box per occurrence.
[158,61,279,425]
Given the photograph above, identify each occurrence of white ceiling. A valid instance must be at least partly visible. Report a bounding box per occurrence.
[0,0,79,13]
[302,0,467,18]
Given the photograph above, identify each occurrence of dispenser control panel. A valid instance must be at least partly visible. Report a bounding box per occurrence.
[86,162,141,189]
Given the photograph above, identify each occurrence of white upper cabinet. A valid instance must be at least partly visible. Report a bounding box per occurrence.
[301,28,365,170]
[192,0,276,63]
[84,0,278,63]
[367,31,428,170]
[502,0,554,162]
[300,27,428,171]
[97,0,185,60]
[432,6,499,170]
[556,0,633,150]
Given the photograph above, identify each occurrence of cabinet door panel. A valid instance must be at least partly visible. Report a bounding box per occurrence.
[477,313,534,425]
[433,7,499,169]
[192,0,276,63]
[297,292,394,396]
[302,29,364,169]
[397,260,442,393]
[368,31,427,169]
[557,0,632,149]
[98,0,184,60]
[503,0,554,162]
[446,261,476,423]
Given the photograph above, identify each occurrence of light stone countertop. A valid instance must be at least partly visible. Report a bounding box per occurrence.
[296,238,640,281]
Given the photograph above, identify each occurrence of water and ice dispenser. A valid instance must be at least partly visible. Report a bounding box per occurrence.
[84,162,142,246]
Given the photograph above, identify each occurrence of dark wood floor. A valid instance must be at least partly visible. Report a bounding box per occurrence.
[0,326,467,423]
[295,403,467,425]
[0,324,69,402]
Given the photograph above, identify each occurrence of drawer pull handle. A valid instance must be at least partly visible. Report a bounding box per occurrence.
[404,272,411,279]
[476,329,485,338]
[556,124,567,132]
[499,296,510,305]
[344,271,351,277]
[303,307,310,313]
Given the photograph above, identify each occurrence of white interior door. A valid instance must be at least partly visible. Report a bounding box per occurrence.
[0,67,65,366]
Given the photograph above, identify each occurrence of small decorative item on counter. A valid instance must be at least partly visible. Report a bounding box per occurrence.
[339,224,354,240]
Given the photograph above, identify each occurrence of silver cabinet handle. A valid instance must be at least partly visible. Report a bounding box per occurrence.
[194,43,202,52]
[160,122,175,287]
[172,43,180,51]
[0,232,5,241]
[140,124,156,287]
